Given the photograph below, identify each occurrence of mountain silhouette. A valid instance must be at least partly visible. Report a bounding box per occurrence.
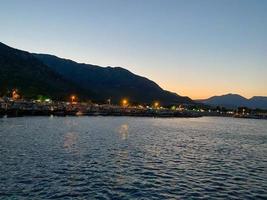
[0,42,192,104]
[33,53,192,104]
[0,42,88,100]
[199,94,267,109]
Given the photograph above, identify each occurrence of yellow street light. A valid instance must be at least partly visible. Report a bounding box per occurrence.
[71,95,77,103]
[154,101,159,108]
[122,99,128,107]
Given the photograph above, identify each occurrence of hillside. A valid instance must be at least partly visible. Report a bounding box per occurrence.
[0,42,89,100]
[199,94,267,109]
[0,42,192,104]
[34,53,192,104]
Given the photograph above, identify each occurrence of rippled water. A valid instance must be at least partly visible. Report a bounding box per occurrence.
[0,116,267,199]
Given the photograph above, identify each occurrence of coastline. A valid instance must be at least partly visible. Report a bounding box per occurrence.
[1,100,266,120]
[0,108,202,118]
[1,109,266,120]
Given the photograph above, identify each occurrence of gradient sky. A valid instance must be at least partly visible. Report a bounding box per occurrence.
[0,0,266,99]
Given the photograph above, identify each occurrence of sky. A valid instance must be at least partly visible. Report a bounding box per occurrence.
[0,0,266,99]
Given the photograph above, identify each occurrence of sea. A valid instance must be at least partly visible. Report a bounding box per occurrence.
[0,116,266,199]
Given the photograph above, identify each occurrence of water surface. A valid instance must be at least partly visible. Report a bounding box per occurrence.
[0,116,266,199]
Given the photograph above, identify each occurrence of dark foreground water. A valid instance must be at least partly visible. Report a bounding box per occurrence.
[0,116,266,199]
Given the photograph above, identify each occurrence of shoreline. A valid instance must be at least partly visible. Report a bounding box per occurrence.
[1,110,266,120]
[0,109,202,118]
[1,100,266,120]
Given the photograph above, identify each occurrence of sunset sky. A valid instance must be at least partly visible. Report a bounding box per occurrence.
[1,0,266,99]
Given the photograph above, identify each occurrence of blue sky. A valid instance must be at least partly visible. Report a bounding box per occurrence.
[1,0,266,98]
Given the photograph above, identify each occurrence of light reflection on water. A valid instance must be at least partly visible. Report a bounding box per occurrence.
[118,124,129,140]
[63,132,78,153]
[0,116,267,199]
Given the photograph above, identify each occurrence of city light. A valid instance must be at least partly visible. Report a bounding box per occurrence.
[154,101,159,108]
[122,99,128,107]
[71,95,77,104]
[12,89,20,100]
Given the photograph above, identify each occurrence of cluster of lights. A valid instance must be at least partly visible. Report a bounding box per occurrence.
[120,99,160,109]
[8,90,165,109]
[5,91,251,117]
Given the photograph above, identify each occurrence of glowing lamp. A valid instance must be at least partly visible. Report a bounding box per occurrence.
[154,102,159,108]
[122,99,128,107]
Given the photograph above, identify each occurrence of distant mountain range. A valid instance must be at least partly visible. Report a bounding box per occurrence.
[198,94,267,110]
[0,42,192,104]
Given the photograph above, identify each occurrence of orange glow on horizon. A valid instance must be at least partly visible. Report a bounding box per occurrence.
[172,89,266,100]
[154,75,267,100]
